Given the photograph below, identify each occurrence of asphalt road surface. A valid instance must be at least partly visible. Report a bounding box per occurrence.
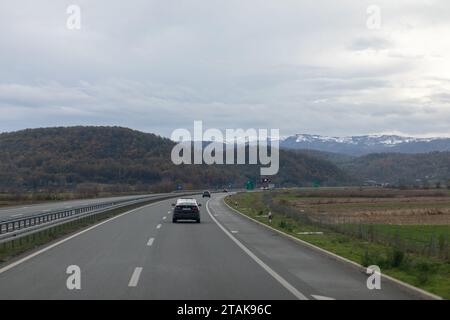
[0,193,421,299]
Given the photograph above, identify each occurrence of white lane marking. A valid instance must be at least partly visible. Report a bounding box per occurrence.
[156,224,162,229]
[128,267,143,287]
[168,211,171,214]
[231,230,239,234]
[312,295,335,300]
[162,216,167,220]
[0,201,166,275]
[206,200,308,300]
[10,213,24,218]
[147,238,155,246]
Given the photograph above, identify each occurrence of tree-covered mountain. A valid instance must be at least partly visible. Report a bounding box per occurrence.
[0,126,349,192]
[340,152,450,186]
[292,148,449,186]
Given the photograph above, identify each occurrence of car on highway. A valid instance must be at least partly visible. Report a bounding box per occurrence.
[172,198,201,223]
[202,191,211,198]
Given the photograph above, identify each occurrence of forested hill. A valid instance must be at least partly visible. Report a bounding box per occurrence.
[292,148,449,185]
[341,152,450,185]
[0,126,349,192]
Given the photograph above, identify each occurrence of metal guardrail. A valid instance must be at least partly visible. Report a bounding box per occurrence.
[0,192,199,242]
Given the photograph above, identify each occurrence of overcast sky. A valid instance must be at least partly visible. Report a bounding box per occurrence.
[1,0,449,138]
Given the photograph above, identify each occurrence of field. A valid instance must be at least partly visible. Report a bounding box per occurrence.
[276,188,450,225]
[225,188,450,299]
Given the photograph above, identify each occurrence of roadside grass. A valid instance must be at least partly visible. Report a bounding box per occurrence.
[0,198,163,266]
[341,224,450,245]
[225,192,450,299]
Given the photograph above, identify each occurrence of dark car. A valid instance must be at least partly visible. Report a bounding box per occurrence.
[202,191,211,198]
[172,198,201,223]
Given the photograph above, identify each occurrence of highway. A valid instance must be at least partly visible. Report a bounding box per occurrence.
[0,193,422,300]
[0,194,160,220]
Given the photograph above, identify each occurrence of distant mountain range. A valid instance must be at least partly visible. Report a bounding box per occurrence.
[280,134,450,156]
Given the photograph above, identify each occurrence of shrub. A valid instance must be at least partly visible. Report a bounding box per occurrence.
[278,220,294,232]
[414,260,437,285]
[438,234,448,259]
[285,223,294,233]
[335,235,350,244]
[361,250,382,267]
[388,247,405,268]
[416,262,431,285]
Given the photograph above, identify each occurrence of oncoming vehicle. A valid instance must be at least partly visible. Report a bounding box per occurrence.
[172,198,201,223]
[202,190,211,198]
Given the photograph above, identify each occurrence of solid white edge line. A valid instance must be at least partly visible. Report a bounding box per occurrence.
[128,267,143,287]
[147,237,155,246]
[0,201,165,275]
[206,200,308,300]
[312,295,335,300]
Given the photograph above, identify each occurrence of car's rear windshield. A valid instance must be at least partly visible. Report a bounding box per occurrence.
[176,205,197,209]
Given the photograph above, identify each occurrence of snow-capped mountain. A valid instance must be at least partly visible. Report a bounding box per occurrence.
[280,134,450,155]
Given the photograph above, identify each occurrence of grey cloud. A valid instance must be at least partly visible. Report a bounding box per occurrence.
[0,0,449,137]
[348,36,392,51]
